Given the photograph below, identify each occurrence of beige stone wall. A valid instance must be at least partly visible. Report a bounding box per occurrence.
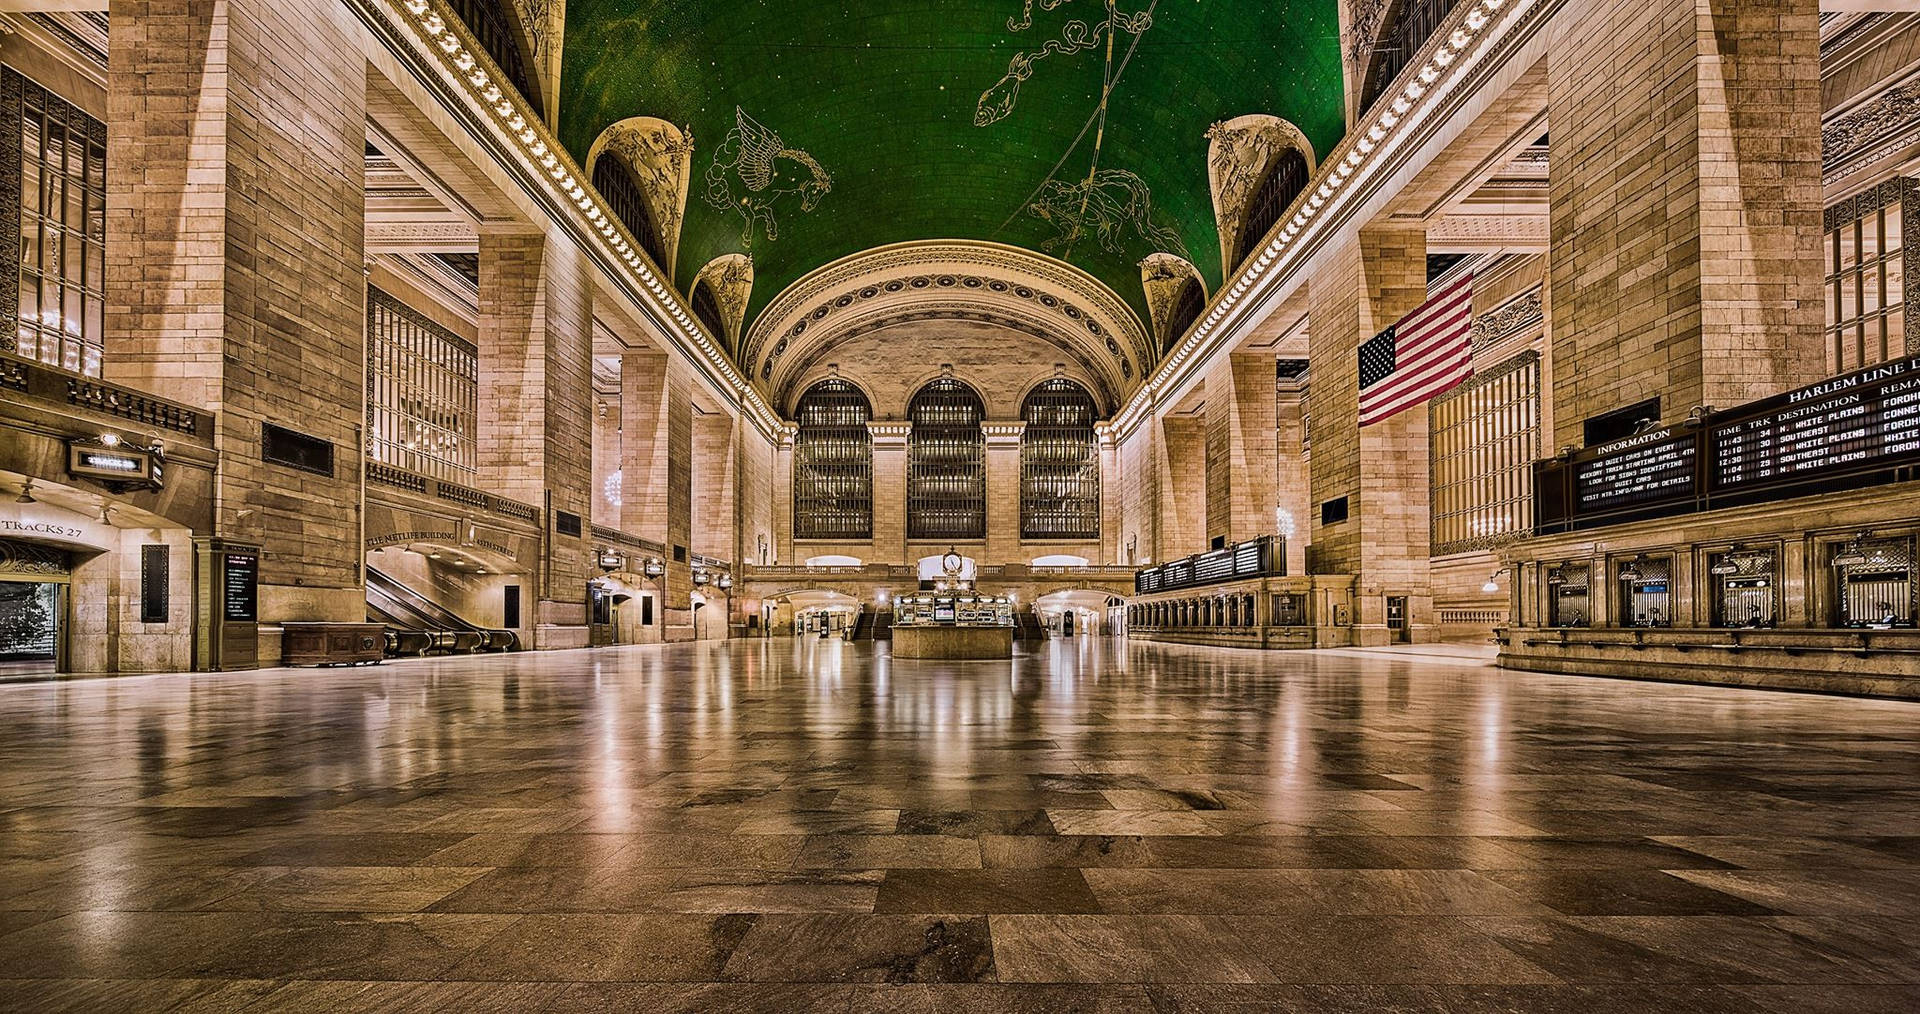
[1115,422,1157,566]
[1545,0,1824,449]
[105,0,369,633]
[1157,414,1206,560]
[692,408,738,563]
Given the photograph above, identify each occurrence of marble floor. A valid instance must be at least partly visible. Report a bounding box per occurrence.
[2,637,1919,1012]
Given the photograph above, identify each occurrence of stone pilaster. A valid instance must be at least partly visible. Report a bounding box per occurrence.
[692,408,738,564]
[1204,354,1281,546]
[772,428,795,564]
[1158,413,1206,560]
[477,230,595,646]
[984,422,1025,562]
[1546,0,1823,449]
[869,423,910,563]
[105,0,369,654]
[621,350,694,639]
[1307,224,1435,644]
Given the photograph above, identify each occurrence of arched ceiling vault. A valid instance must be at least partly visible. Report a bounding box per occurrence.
[749,241,1148,411]
[559,1,1345,336]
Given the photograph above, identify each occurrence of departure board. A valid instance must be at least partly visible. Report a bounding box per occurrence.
[1571,427,1699,519]
[1712,357,1920,493]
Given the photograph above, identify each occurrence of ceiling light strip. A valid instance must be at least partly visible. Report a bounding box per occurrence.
[1110,0,1538,439]
[385,0,784,438]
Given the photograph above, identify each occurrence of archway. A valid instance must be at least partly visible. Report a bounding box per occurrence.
[1032,589,1123,637]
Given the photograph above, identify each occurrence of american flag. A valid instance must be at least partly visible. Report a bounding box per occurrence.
[1357,274,1475,427]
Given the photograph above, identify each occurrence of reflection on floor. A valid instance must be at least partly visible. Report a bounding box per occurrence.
[1,637,1918,1011]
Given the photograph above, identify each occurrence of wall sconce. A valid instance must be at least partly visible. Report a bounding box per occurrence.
[642,556,665,578]
[1617,557,1644,582]
[1481,567,1509,594]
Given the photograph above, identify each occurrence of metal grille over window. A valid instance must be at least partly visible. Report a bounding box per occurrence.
[793,379,873,540]
[1547,562,1590,628]
[592,153,668,273]
[907,378,986,542]
[1618,556,1672,628]
[1162,277,1205,355]
[1430,352,1540,554]
[4,68,105,376]
[1824,178,1909,376]
[1234,147,1309,270]
[1710,548,1776,628]
[1833,535,1915,628]
[1020,379,1100,541]
[365,286,479,482]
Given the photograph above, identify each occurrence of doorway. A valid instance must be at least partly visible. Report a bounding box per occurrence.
[1386,596,1410,643]
[0,580,63,677]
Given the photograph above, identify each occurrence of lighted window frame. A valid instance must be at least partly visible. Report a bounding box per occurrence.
[907,378,986,542]
[1429,351,1539,555]
[1824,179,1910,376]
[365,286,479,483]
[5,68,105,377]
[792,379,873,541]
[1019,378,1101,541]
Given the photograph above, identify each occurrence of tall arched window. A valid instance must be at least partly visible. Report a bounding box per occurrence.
[907,378,986,541]
[592,155,669,272]
[1234,148,1310,270]
[1021,379,1100,540]
[689,279,727,350]
[793,380,873,541]
[446,0,540,111]
[1163,277,1205,355]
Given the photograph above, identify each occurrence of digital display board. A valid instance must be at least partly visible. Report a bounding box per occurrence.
[1711,356,1920,496]
[1570,427,1698,520]
[1536,355,1920,533]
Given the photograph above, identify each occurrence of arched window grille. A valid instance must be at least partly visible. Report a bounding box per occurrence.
[591,154,669,272]
[1020,379,1100,540]
[907,378,986,541]
[1234,147,1310,270]
[689,279,728,350]
[1163,277,1205,355]
[1360,0,1465,117]
[793,380,873,541]
[445,0,540,112]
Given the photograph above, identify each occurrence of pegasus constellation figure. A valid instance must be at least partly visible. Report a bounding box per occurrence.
[703,107,832,243]
[975,0,1155,127]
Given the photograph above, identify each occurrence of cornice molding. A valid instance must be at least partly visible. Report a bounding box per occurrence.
[746,241,1151,409]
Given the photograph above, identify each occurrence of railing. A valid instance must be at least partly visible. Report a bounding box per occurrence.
[1135,536,1287,594]
[692,553,731,572]
[590,524,665,556]
[1360,0,1467,115]
[0,350,212,443]
[365,461,541,525]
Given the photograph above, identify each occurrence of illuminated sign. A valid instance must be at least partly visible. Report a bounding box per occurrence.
[66,440,164,491]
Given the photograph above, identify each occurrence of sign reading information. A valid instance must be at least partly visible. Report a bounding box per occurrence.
[1572,427,1699,519]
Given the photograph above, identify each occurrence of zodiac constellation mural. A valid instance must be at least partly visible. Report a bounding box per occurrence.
[703,107,833,244]
[1027,169,1185,258]
[975,0,1156,127]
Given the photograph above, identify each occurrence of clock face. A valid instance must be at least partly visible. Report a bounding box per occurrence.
[942,552,963,575]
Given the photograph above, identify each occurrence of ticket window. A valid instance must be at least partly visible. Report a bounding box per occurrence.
[1833,536,1915,629]
[1618,556,1672,628]
[1548,563,1591,628]
[1709,550,1776,628]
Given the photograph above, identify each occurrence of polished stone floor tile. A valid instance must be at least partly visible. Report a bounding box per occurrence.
[0,637,1917,1010]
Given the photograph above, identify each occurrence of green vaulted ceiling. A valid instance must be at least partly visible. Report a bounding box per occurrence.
[560,0,1345,332]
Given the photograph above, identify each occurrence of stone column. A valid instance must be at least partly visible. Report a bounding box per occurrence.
[869,422,910,564]
[984,421,1025,563]
[1097,426,1122,566]
[1545,0,1823,449]
[1204,354,1281,546]
[1307,224,1435,645]
[1157,414,1206,560]
[105,0,369,660]
[477,230,595,648]
[622,350,694,640]
[1275,377,1310,576]
[593,395,621,522]
[692,407,738,564]
[772,428,795,564]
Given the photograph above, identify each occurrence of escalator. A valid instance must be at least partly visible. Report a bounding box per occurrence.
[365,566,518,657]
